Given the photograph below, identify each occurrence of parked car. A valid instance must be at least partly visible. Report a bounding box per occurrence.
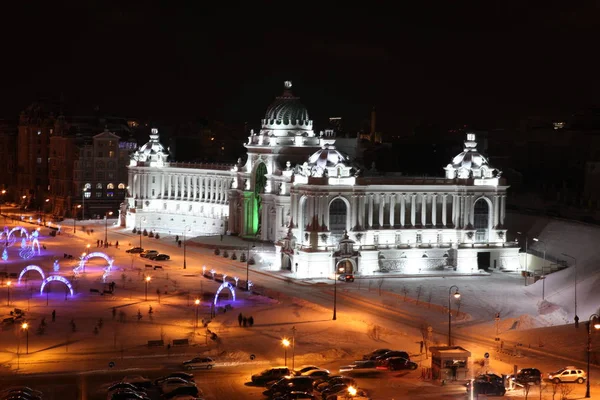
[149,253,170,261]
[109,391,150,400]
[263,376,314,398]
[273,391,316,400]
[121,375,153,388]
[376,357,418,371]
[512,368,542,385]
[362,349,392,360]
[466,378,506,396]
[161,386,202,399]
[338,274,355,282]
[303,369,330,380]
[154,372,195,386]
[374,351,410,362]
[314,377,356,394]
[160,378,197,395]
[293,365,321,376]
[339,360,377,372]
[125,247,144,254]
[251,367,292,385]
[107,382,147,395]
[140,250,159,258]
[182,357,214,370]
[548,367,586,383]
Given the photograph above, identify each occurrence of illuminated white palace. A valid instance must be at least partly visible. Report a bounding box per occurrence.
[123,81,520,278]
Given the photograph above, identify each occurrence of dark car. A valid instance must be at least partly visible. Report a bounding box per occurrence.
[376,357,418,371]
[374,351,410,362]
[161,385,201,399]
[466,379,506,396]
[154,372,195,385]
[273,392,316,400]
[251,367,292,386]
[362,348,392,360]
[149,253,170,261]
[263,376,314,398]
[513,368,542,385]
[337,274,354,282]
[126,247,144,254]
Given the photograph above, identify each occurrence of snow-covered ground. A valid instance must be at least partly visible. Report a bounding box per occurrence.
[1,206,600,399]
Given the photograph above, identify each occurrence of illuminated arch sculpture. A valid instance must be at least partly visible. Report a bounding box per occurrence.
[40,275,74,297]
[7,226,29,247]
[75,251,115,282]
[18,265,46,284]
[213,281,236,306]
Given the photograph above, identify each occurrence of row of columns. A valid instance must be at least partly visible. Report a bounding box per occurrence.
[131,172,229,204]
[292,192,506,232]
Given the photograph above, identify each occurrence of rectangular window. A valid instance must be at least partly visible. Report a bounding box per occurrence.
[152,189,155,196]
[96,192,102,198]
[163,203,167,210]
[84,192,91,198]
[36,157,42,164]
[108,173,114,179]
[109,151,114,158]
[189,204,192,212]
[416,233,422,243]
[107,192,114,197]
[152,176,156,184]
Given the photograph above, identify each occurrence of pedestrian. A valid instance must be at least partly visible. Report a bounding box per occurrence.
[420,340,424,353]
[175,235,179,242]
[178,240,182,248]
[115,241,119,249]
[100,240,103,247]
[220,234,223,241]
[51,309,56,322]
[248,316,254,327]
[97,239,100,247]
[238,313,243,327]
[243,317,247,327]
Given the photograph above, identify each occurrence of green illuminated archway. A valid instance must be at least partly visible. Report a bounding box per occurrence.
[248,162,267,236]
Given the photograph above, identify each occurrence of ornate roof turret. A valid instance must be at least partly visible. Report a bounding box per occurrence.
[296,144,356,184]
[444,133,501,180]
[259,81,314,137]
[130,128,169,167]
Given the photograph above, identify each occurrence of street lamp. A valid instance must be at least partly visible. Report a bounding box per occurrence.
[21,322,29,354]
[448,285,461,346]
[145,276,151,301]
[333,264,339,321]
[517,231,528,277]
[245,243,255,291]
[562,252,578,326]
[0,189,6,220]
[44,198,50,224]
[282,338,290,367]
[104,211,113,248]
[585,314,600,398]
[81,188,86,220]
[6,280,11,307]
[533,238,546,299]
[73,204,81,234]
[139,217,146,249]
[194,298,200,329]
[183,225,191,270]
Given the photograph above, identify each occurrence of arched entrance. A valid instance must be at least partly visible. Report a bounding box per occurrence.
[281,254,292,271]
[213,281,236,306]
[336,259,355,274]
[329,198,348,244]
[254,163,267,234]
[18,265,46,284]
[40,275,74,296]
[473,198,491,242]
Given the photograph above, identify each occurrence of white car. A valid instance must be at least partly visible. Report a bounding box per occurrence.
[182,356,215,370]
[548,366,586,383]
[161,377,197,394]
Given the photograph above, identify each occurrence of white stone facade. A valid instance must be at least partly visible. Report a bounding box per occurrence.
[124,82,520,277]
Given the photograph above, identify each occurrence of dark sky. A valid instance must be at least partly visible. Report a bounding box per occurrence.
[3,2,599,133]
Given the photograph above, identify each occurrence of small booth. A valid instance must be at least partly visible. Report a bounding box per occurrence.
[430,346,471,381]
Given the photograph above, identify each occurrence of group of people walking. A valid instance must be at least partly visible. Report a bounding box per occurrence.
[238,312,254,327]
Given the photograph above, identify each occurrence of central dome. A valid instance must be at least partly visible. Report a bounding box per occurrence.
[262,81,311,128]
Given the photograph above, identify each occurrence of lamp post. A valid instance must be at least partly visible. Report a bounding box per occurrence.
[0,189,6,220]
[139,217,146,249]
[291,326,297,370]
[6,280,11,307]
[448,285,461,346]
[183,225,191,270]
[533,238,546,299]
[22,322,29,354]
[81,189,86,221]
[194,298,200,329]
[282,338,290,367]
[104,211,113,248]
[44,198,50,224]
[73,204,81,234]
[145,276,151,301]
[333,264,339,321]
[245,243,255,291]
[561,252,578,325]
[517,231,528,283]
[585,314,600,398]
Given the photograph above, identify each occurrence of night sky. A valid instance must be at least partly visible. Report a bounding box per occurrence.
[3,2,598,134]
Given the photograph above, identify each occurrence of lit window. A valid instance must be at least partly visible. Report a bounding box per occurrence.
[84,183,91,190]
[109,151,114,158]
[96,192,102,197]
[107,192,114,197]
[118,183,125,189]
[107,183,114,189]
[37,157,42,164]
[84,192,91,198]
[210,137,214,141]
[96,183,103,189]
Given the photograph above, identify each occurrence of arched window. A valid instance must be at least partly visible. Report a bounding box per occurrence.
[118,183,125,189]
[107,183,114,189]
[96,183,103,189]
[96,161,105,169]
[474,199,490,242]
[84,183,91,190]
[329,198,347,235]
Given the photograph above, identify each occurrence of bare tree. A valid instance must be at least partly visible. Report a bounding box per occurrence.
[522,382,532,400]
[559,383,573,400]
[539,382,546,400]
[402,286,410,302]
[377,279,385,296]
[415,285,423,305]
[551,382,559,400]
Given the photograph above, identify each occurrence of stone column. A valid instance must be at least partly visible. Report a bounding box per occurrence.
[493,195,499,228]
[500,195,506,225]
[410,194,416,227]
[378,194,385,227]
[358,195,364,229]
[389,194,395,228]
[368,194,374,228]
[431,194,437,227]
[421,193,427,227]
[400,194,406,227]
[442,194,447,226]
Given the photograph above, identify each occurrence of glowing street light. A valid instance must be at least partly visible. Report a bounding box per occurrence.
[282,338,290,367]
[533,238,546,300]
[104,211,113,248]
[246,243,255,291]
[139,217,146,249]
[0,189,6,221]
[145,276,151,301]
[73,204,81,233]
[448,285,461,346]
[347,386,358,397]
[21,322,29,354]
[585,314,600,398]
[6,280,11,306]
[194,298,200,329]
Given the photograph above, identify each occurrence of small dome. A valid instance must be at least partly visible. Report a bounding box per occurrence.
[444,133,500,179]
[130,128,169,167]
[307,144,349,170]
[264,81,310,125]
